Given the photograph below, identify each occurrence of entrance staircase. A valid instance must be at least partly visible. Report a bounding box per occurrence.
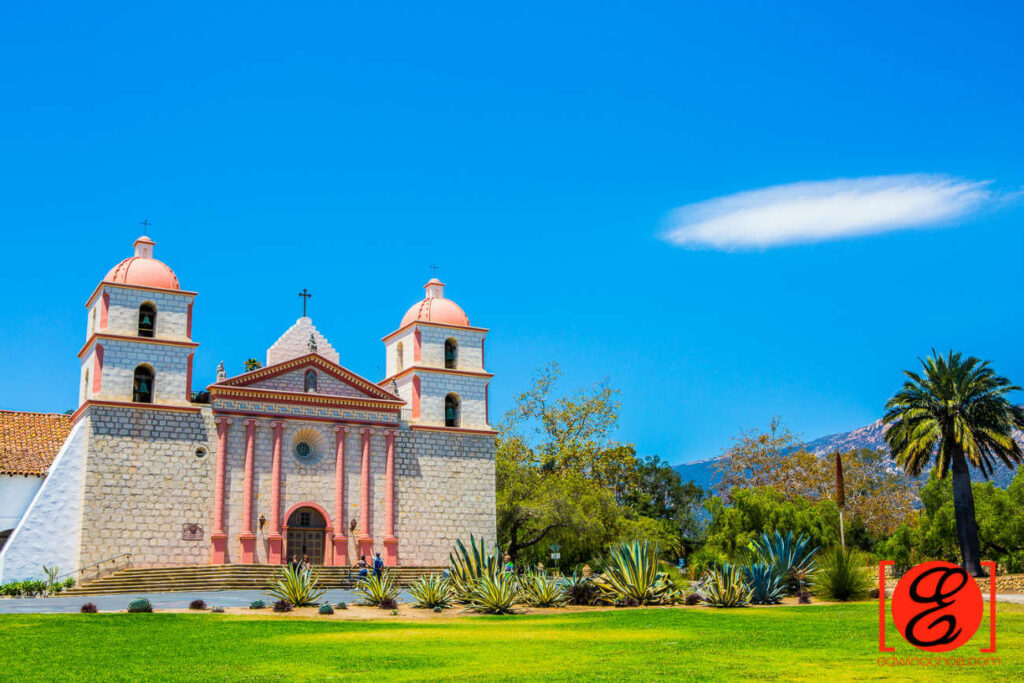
[62,564,445,596]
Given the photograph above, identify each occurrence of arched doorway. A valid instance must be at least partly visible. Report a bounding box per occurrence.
[285,506,327,565]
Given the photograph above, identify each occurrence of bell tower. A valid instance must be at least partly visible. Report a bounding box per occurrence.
[382,278,492,429]
[79,236,199,409]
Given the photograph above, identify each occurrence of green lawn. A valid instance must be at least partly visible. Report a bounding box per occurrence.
[1,603,1020,680]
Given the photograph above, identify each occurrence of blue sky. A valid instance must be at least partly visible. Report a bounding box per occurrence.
[1,1,1022,464]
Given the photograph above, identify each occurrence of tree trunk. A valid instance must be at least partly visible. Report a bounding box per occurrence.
[950,450,986,577]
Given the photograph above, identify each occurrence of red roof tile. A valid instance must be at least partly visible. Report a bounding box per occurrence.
[0,410,72,477]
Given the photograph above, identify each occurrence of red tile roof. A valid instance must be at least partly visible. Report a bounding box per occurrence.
[0,410,72,477]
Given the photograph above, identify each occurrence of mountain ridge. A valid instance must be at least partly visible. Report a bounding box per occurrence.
[675,414,1022,490]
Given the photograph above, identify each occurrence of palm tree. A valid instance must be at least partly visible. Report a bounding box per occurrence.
[884,350,1024,576]
[243,358,262,372]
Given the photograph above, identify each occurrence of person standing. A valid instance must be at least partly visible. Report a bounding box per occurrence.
[355,555,369,580]
[373,552,384,579]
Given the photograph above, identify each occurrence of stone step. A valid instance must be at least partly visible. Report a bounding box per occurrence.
[64,564,444,596]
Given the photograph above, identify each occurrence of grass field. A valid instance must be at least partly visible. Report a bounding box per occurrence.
[1,602,1020,680]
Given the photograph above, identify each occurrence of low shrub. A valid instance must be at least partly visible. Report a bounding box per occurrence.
[433,606,443,613]
[868,587,889,599]
[127,598,153,613]
[249,600,266,610]
[684,593,701,606]
[355,571,400,607]
[390,609,399,616]
[211,606,225,614]
[798,590,812,604]
[700,564,751,608]
[1,581,23,597]
[815,547,871,602]
[268,565,326,607]
[80,602,98,614]
[594,540,676,605]
[273,599,293,613]
[519,572,568,607]
[189,599,207,610]
[743,562,786,605]
[319,603,334,615]
[379,597,399,610]
[62,577,77,590]
[334,601,348,610]
[21,579,46,597]
[563,571,600,606]
[467,573,520,614]
[614,597,640,608]
[407,573,454,609]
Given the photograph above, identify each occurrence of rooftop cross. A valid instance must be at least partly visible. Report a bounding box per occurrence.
[297,288,312,317]
[431,263,439,278]
[139,218,151,232]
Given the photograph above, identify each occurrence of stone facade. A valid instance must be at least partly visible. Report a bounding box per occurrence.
[2,239,496,574]
[79,405,216,568]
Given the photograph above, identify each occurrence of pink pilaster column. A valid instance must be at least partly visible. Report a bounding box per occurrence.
[332,425,348,566]
[210,416,230,564]
[383,429,399,566]
[267,421,284,564]
[357,428,374,559]
[238,419,257,563]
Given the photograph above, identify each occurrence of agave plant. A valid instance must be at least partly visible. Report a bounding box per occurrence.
[467,572,520,614]
[407,573,454,609]
[700,563,751,608]
[448,535,500,603]
[267,565,326,607]
[750,531,819,593]
[593,540,675,606]
[518,572,568,607]
[743,562,786,605]
[355,570,401,607]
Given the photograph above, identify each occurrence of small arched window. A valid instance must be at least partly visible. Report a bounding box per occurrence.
[133,365,154,403]
[444,338,458,369]
[396,342,404,372]
[304,369,317,393]
[138,303,156,338]
[83,369,90,401]
[445,393,460,428]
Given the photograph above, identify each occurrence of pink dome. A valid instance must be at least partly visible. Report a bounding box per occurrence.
[400,279,470,328]
[103,236,181,290]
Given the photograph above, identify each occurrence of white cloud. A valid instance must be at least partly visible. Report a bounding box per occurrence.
[660,174,998,249]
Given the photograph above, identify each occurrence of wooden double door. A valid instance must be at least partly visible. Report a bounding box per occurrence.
[285,507,326,565]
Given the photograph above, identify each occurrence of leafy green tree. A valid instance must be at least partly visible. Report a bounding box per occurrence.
[496,364,634,565]
[621,455,706,560]
[884,350,1024,576]
[702,487,839,559]
[243,358,263,372]
[879,468,1024,573]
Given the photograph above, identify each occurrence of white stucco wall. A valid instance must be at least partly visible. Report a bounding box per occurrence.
[0,421,87,583]
[0,475,43,533]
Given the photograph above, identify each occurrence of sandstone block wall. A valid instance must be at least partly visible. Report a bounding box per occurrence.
[96,338,193,405]
[79,405,216,568]
[418,371,488,428]
[97,286,193,341]
[417,325,485,371]
[395,429,496,566]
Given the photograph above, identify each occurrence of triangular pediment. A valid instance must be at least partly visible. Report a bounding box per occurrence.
[212,354,401,403]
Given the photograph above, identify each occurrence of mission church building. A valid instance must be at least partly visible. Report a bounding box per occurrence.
[0,236,496,582]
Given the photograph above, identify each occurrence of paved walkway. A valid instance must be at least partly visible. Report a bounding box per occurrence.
[0,588,394,614]
[3,591,1021,614]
